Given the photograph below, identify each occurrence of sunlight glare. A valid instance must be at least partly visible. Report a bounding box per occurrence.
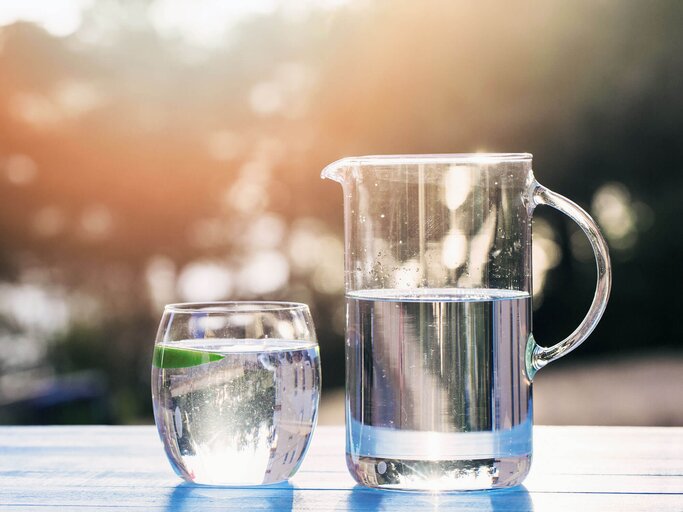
[0,0,94,37]
[444,165,472,210]
[148,0,278,48]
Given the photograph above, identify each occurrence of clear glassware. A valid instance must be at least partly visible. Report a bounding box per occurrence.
[322,153,611,491]
[151,302,321,486]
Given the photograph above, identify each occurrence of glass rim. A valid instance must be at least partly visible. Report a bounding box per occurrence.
[343,153,533,165]
[163,301,310,314]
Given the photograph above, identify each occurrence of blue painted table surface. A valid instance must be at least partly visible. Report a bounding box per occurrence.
[0,425,681,511]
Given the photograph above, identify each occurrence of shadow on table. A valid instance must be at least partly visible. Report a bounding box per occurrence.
[163,481,532,511]
[345,484,533,511]
[165,481,294,511]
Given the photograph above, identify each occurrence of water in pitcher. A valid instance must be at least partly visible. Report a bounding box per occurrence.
[152,339,320,485]
[345,288,533,490]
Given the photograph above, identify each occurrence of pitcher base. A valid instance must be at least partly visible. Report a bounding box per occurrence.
[346,453,531,491]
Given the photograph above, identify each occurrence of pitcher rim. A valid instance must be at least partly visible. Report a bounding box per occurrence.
[321,153,533,181]
[324,153,532,169]
[357,153,531,163]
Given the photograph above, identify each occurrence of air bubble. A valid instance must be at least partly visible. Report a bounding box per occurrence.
[377,461,387,475]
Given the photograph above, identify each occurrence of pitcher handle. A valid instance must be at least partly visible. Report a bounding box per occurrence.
[526,182,612,379]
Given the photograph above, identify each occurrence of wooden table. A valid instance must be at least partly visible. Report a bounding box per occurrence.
[0,426,681,510]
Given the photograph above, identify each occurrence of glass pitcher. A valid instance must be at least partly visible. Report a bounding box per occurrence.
[322,153,611,491]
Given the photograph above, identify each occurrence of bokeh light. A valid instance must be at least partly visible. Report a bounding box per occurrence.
[0,0,680,426]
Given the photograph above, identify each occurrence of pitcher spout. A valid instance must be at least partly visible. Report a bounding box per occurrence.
[321,157,354,184]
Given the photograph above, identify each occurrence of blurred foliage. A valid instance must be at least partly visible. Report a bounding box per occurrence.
[0,0,681,424]
[47,316,155,422]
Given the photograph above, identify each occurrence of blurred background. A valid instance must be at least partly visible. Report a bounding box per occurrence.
[0,0,681,426]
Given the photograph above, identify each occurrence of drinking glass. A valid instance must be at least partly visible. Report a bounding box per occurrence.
[151,302,321,486]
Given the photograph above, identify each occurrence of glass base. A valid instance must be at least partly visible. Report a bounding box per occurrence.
[346,453,531,491]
